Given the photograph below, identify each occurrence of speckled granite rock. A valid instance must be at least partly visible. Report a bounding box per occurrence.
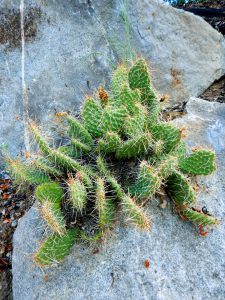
[12,97,225,300]
[0,0,225,156]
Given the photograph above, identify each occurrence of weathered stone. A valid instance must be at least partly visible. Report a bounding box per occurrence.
[12,97,225,300]
[0,0,225,156]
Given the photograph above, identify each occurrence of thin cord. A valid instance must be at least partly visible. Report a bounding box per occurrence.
[20,0,30,152]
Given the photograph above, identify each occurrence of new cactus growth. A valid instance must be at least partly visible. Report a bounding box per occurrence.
[68,175,88,211]
[7,58,219,266]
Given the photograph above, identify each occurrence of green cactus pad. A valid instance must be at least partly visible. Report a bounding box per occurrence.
[124,103,147,137]
[116,84,141,113]
[76,170,93,189]
[40,200,66,235]
[101,105,127,134]
[166,171,196,205]
[57,145,81,158]
[34,229,78,266]
[96,178,115,229]
[112,64,129,100]
[49,149,83,171]
[68,177,87,211]
[98,132,122,154]
[121,86,141,110]
[129,162,161,199]
[35,182,63,205]
[179,149,216,175]
[181,208,219,226]
[97,156,124,200]
[150,123,181,154]
[156,155,178,179]
[7,159,50,185]
[82,97,103,137]
[96,155,109,176]
[153,140,164,157]
[30,124,83,171]
[66,114,93,145]
[116,132,152,159]
[124,115,142,137]
[71,138,91,154]
[128,59,160,119]
[29,124,51,155]
[33,158,63,177]
[80,230,103,244]
[175,141,187,161]
[129,59,151,97]
[149,100,161,124]
[122,195,150,229]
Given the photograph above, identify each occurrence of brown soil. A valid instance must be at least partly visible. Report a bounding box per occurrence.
[0,7,41,50]
[0,171,33,299]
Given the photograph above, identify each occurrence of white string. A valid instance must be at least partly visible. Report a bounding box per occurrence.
[20,0,30,152]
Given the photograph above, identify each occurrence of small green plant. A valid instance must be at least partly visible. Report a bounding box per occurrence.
[7,58,219,266]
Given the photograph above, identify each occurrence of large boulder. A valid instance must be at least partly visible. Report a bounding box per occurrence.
[12,97,225,300]
[0,0,225,155]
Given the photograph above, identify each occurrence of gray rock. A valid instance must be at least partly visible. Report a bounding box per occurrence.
[0,0,225,156]
[12,97,225,300]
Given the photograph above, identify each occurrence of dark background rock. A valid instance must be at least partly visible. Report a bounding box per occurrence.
[173,0,225,35]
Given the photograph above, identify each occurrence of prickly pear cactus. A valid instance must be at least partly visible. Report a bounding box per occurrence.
[6,58,219,266]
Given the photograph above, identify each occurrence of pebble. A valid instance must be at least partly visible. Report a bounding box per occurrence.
[11,220,17,228]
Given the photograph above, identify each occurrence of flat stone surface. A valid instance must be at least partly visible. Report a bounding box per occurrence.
[0,0,225,156]
[12,97,225,300]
